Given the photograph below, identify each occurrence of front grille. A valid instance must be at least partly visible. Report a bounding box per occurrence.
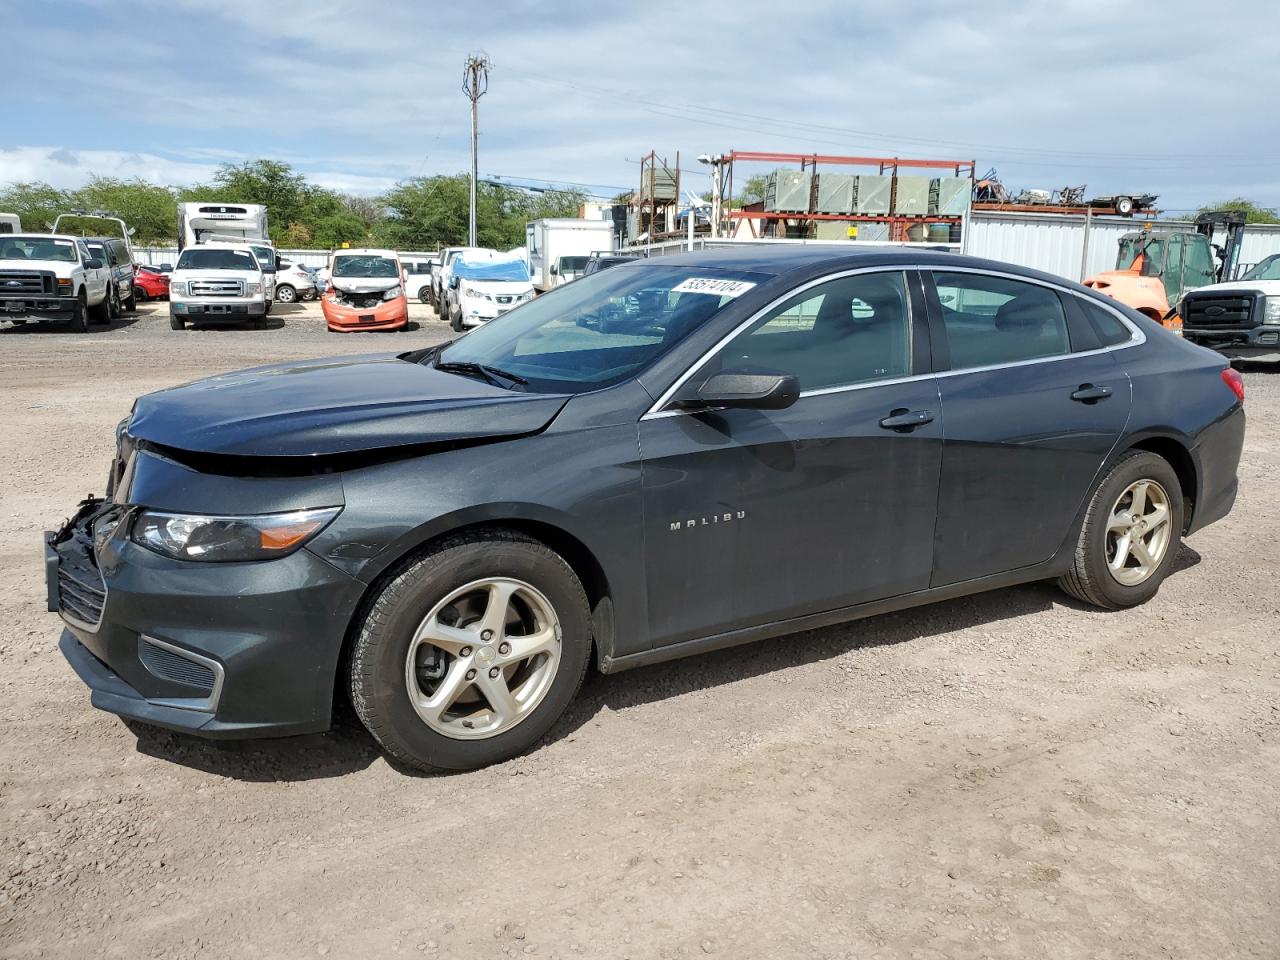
[58,562,106,627]
[0,270,54,296]
[1183,293,1257,329]
[189,279,245,297]
[496,295,513,304]
[139,639,217,692]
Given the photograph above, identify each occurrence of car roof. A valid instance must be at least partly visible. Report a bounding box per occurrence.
[639,244,1101,290]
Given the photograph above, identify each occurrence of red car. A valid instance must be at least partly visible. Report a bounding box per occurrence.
[133,264,170,301]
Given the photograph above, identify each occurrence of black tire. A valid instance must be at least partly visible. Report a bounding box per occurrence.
[1058,450,1184,610]
[89,290,111,325]
[107,285,121,321]
[67,294,88,333]
[276,284,297,304]
[419,288,431,304]
[349,530,592,772]
[169,313,186,330]
[134,286,149,303]
[449,308,463,332]
[124,283,137,312]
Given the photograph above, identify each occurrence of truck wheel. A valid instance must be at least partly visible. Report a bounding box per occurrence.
[124,286,137,312]
[107,286,121,321]
[68,294,88,333]
[349,530,592,772]
[169,314,186,330]
[88,291,111,325]
[1058,451,1184,610]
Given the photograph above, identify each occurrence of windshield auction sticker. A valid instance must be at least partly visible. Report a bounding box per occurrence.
[671,278,757,298]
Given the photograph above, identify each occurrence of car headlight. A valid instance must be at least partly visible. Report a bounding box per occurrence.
[247,282,263,297]
[1264,296,1280,325]
[131,507,341,562]
[169,281,188,297]
[382,285,403,301]
[465,287,480,298]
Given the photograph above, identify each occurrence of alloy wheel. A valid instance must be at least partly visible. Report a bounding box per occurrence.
[1105,479,1173,586]
[404,577,562,740]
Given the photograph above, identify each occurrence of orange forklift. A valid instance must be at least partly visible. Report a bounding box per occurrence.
[1084,210,1247,331]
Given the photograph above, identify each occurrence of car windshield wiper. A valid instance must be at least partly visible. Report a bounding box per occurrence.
[434,359,528,387]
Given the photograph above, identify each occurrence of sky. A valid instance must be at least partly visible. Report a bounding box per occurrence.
[4,0,1279,213]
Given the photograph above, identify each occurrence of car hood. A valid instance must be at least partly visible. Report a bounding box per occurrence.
[1185,280,1280,296]
[331,276,400,294]
[170,269,262,283]
[127,353,571,457]
[1,258,78,273]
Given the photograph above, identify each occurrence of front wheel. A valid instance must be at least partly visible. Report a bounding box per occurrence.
[68,295,88,333]
[1058,451,1184,609]
[349,531,592,772]
[275,284,297,304]
[169,313,186,330]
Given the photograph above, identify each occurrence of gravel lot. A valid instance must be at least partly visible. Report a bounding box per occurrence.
[2,301,1277,959]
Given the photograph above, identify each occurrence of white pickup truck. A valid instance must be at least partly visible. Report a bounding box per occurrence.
[0,234,111,332]
[168,242,269,330]
[1177,254,1280,363]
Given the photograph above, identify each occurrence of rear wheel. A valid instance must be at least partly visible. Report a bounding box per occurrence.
[276,284,297,304]
[68,294,88,333]
[89,291,111,325]
[349,531,592,772]
[1058,451,1184,609]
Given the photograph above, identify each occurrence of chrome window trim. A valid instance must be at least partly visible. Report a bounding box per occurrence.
[642,264,920,420]
[141,635,226,713]
[641,263,1147,421]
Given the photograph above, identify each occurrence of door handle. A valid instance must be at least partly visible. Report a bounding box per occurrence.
[879,408,934,432]
[1070,384,1113,403]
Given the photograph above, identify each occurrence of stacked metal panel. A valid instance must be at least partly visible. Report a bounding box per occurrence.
[815,174,856,215]
[765,170,813,213]
[932,177,971,216]
[854,175,891,215]
[895,176,932,215]
[815,220,854,241]
[646,168,678,201]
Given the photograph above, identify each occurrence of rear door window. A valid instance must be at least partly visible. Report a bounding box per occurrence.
[931,272,1070,369]
[1077,298,1134,347]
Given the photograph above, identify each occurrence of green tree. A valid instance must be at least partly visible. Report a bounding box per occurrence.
[1195,198,1280,224]
[0,182,71,232]
[736,174,770,205]
[71,177,179,243]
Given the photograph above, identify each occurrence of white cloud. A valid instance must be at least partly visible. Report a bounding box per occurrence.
[4,0,1279,210]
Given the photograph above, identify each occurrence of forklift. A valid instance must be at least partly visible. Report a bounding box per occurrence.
[1084,210,1247,329]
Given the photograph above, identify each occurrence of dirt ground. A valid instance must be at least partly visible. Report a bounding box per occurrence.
[1,301,1277,960]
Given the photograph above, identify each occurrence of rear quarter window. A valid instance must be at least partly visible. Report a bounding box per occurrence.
[1078,298,1134,346]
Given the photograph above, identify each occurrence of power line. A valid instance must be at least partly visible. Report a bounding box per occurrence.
[511,69,1280,171]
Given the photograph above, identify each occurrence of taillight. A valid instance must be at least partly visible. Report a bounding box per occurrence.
[1221,367,1245,404]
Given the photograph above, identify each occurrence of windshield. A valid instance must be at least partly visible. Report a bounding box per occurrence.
[0,237,78,262]
[1242,255,1280,281]
[435,264,767,394]
[333,255,398,278]
[175,248,259,271]
[455,258,529,282]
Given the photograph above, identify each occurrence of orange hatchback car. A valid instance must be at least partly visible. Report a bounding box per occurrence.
[322,249,409,332]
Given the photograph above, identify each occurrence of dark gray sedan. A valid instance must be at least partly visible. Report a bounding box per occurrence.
[47,246,1245,771]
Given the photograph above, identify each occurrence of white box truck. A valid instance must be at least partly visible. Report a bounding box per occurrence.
[526,218,615,293]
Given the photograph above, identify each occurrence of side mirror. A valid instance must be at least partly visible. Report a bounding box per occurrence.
[550,264,559,275]
[449,277,459,289]
[692,369,800,411]
[84,258,104,269]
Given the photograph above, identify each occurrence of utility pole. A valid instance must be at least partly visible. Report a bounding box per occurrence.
[462,52,492,248]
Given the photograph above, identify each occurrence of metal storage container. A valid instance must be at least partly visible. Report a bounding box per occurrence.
[856,221,891,242]
[854,175,891,215]
[765,170,813,213]
[815,220,855,241]
[895,176,932,216]
[815,174,855,215]
[933,177,971,216]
